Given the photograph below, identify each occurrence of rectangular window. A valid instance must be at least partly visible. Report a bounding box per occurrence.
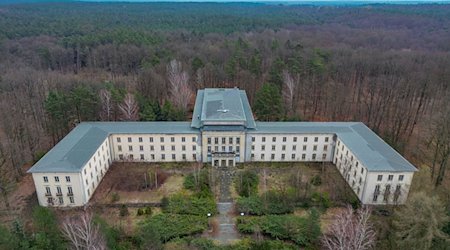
[215,146,218,152]
[69,196,74,204]
[161,146,165,151]
[261,154,265,160]
[262,137,266,142]
[292,154,295,159]
[251,153,255,159]
[282,145,286,151]
[54,176,59,182]
[377,175,383,181]
[129,154,134,160]
[140,154,144,160]
[117,137,121,143]
[45,186,51,194]
[251,145,255,150]
[182,145,186,151]
[236,137,240,144]
[182,154,186,160]
[43,176,48,183]
[172,154,176,160]
[56,186,62,194]
[193,145,196,151]
[161,154,165,160]
[171,145,175,151]
[271,154,275,160]
[229,146,233,152]
[68,186,73,194]
[303,145,307,151]
[283,137,286,142]
[171,137,175,143]
[118,145,122,152]
[388,175,394,181]
[208,138,211,144]
[313,145,317,151]
[139,137,143,143]
[325,137,329,142]
[215,138,219,144]
[323,145,328,151]
[207,146,211,153]
[222,146,226,151]
[304,137,308,142]
[399,175,404,181]
[65,176,70,182]
[261,145,265,151]
[314,137,318,142]
[302,154,306,160]
[292,145,296,151]
[149,137,153,142]
[293,137,297,142]
[160,137,164,143]
[150,145,154,151]
[236,146,240,153]
[128,137,132,143]
[129,146,133,151]
[272,145,276,151]
[192,137,196,142]
[272,137,276,142]
[151,154,155,160]
[193,154,196,160]
[312,154,316,160]
[59,197,64,204]
[322,153,327,160]
[281,154,285,160]
[182,137,186,142]
[140,145,144,151]
[251,137,255,142]
[222,138,226,144]
[119,154,123,160]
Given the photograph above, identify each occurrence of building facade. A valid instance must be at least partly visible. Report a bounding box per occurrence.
[29,88,416,207]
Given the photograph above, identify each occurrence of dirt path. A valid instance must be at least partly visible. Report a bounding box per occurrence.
[210,166,240,244]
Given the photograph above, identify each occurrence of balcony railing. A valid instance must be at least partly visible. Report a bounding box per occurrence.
[45,193,52,197]
[56,192,63,196]
[67,192,74,196]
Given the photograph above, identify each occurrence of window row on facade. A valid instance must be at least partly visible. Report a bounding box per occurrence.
[44,186,75,205]
[252,144,329,152]
[118,153,197,161]
[117,144,197,152]
[251,135,331,143]
[207,136,241,145]
[373,183,403,203]
[251,152,328,161]
[116,136,197,143]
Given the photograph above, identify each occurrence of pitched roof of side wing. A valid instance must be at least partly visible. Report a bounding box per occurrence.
[27,122,198,173]
[249,122,417,172]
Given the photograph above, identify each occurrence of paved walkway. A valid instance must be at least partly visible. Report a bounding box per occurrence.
[211,166,240,244]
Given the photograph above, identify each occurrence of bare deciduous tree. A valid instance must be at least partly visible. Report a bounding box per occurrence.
[167,59,192,111]
[99,89,112,121]
[118,93,139,121]
[62,210,106,250]
[282,70,295,116]
[322,205,376,250]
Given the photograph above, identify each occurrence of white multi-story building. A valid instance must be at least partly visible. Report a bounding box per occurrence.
[28,88,416,207]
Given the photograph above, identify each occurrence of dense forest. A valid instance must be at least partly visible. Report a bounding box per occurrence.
[0,2,449,249]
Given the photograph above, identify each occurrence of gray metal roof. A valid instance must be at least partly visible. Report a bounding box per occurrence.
[28,122,198,173]
[191,88,256,129]
[249,122,417,172]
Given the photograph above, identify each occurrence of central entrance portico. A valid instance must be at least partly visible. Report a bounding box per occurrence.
[212,152,236,167]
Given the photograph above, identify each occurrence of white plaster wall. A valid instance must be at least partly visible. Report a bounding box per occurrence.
[110,134,201,162]
[32,172,84,207]
[248,133,335,162]
[201,131,246,163]
[361,172,413,205]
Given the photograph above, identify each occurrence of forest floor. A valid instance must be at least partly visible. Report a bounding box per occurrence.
[90,162,197,204]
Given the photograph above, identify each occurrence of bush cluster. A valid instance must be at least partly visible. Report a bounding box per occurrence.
[235,170,259,197]
[162,193,217,216]
[236,210,321,248]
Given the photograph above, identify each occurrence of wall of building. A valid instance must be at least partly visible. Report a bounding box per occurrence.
[110,133,201,162]
[248,133,335,162]
[32,172,84,207]
[201,131,246,163]
[361,172,413,205]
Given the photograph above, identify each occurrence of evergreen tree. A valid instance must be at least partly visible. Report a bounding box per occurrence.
[254,83,283,121]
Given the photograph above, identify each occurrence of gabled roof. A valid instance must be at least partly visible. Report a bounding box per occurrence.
[28,122,198,173]
[249,122,417,172]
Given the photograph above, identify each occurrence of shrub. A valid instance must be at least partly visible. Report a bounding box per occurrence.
[165,193,216,215]
[137,208,144,216]
[111,192,120,203]
[235,170,259,197]
[139,214,207,243]
[183,168,211,193]
[236,195,264,216]
[311,192,331,209]
[236,216,261,234]
[119,204,129,217]
[310,175,322,186]
[143,206,152,216]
